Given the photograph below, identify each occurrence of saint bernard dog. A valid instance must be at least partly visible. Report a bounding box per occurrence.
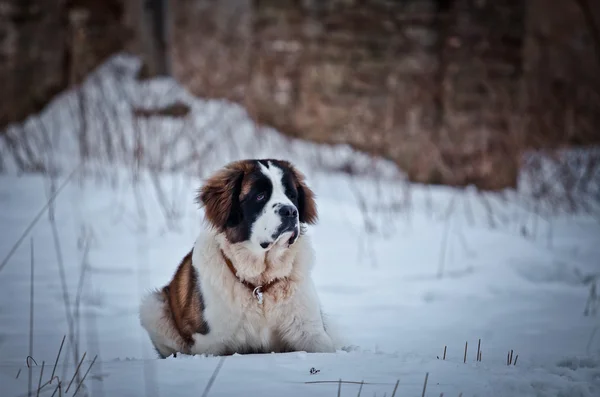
[139,159,337,357]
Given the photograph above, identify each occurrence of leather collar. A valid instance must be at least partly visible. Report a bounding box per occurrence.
[220,250,284,304]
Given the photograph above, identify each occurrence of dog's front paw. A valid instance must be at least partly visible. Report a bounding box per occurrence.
[303,333,336,353]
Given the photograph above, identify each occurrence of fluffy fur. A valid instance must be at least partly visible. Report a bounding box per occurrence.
[139,159,337,357]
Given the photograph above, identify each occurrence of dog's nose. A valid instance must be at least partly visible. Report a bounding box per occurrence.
[278,205,298,218]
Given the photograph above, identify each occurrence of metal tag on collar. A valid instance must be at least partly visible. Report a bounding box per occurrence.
[252,286,264,304]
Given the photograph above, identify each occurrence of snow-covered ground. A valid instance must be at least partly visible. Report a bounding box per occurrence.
[1,55,599,396]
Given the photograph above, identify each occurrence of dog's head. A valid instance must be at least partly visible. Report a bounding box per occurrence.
[197,159,317,253]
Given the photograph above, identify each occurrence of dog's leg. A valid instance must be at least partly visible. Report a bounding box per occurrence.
[276,282,336,353]
[139,290,183,358]
[278,316,336,353]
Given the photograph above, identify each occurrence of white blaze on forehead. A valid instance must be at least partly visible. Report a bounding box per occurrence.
[258,162,287,200]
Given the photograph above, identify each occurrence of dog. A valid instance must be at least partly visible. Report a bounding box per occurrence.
[139,159,337,357]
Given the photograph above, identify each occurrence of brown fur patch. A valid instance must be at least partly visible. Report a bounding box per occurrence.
[197,160,254,230]
[162,249,209,351]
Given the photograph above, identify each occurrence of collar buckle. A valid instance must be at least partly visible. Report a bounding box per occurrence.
[252,286,264,304]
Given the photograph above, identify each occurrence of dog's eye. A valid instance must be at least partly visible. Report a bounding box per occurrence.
[256,192,266,202]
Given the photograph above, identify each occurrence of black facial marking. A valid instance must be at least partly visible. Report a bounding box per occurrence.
[227,162,274,243]
[222,159,306,245]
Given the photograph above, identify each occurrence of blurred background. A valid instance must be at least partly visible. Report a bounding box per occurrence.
[1,1,600,396]
[2,0,599,191]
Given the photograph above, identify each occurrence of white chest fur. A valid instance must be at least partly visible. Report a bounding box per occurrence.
[189,230,336,355]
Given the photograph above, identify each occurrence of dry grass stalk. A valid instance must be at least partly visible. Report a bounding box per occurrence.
[463,341,468,363]
[391,379,399,397]
[15,345,97,397]
[65,352,86,393]
[50,381,62,397]
[421,372,429,397]
[443,345,447,360]
[201,356,226,397]
[50,336,66,381]
[72,355,98,396]
[0,165,80,274]
[438,194,457,278]
[28,238,35,397]
[476,339,481,362]
[357,380,364,397]
[306,381,379,385]
[35,361,45,397]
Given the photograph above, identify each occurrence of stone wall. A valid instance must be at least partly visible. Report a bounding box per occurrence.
[171,0,528,190]
[0,0,150,128]
[4,0,597,190]
[170,0,252,102]
[524,0,600,148]
[1,0,68,127]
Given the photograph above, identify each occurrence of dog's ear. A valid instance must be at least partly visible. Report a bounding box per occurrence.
[196,162,247,230]
[289,165,318,225]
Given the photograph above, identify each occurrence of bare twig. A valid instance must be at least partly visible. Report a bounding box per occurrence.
[463,341,468,363]
[476,339,481,362]
[357,380,364,397]
[338,378,342,397]
[443,345,447,360]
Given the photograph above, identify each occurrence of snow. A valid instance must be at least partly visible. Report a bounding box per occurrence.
[1,55,599,396]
